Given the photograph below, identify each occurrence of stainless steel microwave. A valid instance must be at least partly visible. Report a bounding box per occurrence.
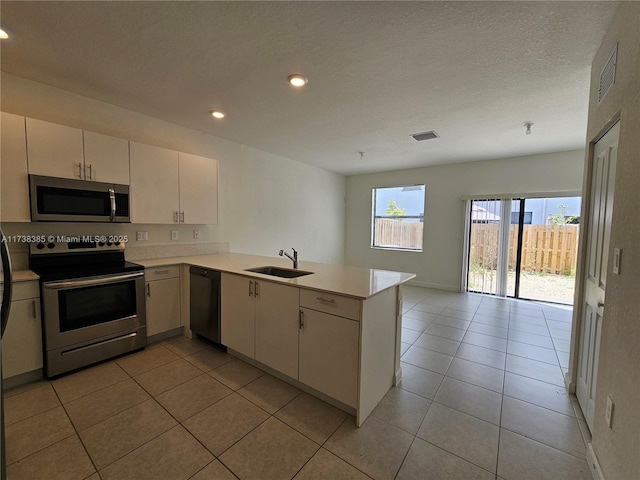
[29,175,131,223]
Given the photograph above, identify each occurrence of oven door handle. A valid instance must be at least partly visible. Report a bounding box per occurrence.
[43,271,144,290]
[109,187,116,222]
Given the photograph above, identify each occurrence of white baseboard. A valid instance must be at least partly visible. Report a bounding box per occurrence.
[394,366,403,386]
[587,443,605,480]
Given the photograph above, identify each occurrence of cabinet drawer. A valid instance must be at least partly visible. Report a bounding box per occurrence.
[12,281,40,301]
[145,265,180,281]
[300,289,361,321]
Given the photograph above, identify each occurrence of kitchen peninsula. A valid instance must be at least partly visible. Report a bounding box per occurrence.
[135,252,415,425]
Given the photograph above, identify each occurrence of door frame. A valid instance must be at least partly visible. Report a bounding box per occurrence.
[567,113,621,395]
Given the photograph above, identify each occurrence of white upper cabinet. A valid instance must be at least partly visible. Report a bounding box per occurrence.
[178,152,218,225]
[130,143,218,225]
[1,112,30,222]
[83,131,130,184]
[26,118,84,180]
[130,142,180,224]
[26,117,130,184]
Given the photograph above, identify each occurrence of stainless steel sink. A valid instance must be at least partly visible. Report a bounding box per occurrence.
[245,266,313,278]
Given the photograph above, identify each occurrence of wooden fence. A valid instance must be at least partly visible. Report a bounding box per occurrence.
[470,224,579,275]
[374,218,423,250]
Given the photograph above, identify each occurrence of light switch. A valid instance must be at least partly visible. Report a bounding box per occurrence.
[613,248,621,275]
[193,229,200,240]
[136,231,148,241]
[605,395,614,428]
[171,230,179,241]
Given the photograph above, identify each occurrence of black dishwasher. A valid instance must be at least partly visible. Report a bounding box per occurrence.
[189,267,222,344]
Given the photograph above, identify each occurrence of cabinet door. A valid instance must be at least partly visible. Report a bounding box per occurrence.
[178,152,218,224]
[299,308,359,407]
[221,273,255,358]
[255,281,299,379]
[130,142,179,224]
[1,112,30,222]
[83,131,130,184]
[26,118,84,179]
[146,278,181,337]
[2,298,43,379]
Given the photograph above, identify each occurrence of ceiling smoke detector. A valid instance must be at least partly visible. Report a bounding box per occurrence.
[410,130,439,142]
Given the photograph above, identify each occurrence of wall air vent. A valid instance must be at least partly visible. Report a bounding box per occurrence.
[411,130,439,142]
[598,43,617,103]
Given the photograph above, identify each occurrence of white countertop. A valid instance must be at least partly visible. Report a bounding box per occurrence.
[135,252,415,299]
[0,269,40,284]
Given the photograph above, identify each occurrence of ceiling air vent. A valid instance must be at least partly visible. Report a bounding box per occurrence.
[411,130,439,142]
[598,43,617,103]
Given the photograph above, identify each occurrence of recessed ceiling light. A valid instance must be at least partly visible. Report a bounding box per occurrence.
[287,74,308,88]
[209,110,225,119]
[0,29,9,40]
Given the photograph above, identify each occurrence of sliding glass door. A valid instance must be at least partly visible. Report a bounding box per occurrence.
[466,196,580,304]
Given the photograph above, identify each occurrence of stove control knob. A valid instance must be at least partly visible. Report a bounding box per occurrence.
[47,243,56,249]
[114,241,121,246]
[36,242,45,250]
[98,241,106,247]
[106,241,113,246]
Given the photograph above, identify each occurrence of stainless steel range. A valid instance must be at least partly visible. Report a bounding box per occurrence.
[30,239,146,377]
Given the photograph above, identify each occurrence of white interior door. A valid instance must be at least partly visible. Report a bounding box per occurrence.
[576,121,619,430]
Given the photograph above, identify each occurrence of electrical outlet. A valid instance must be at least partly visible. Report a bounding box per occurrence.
[136,231,148,241]
[605,395,614,428]
[193,229,200,240]
[171,230,179,241]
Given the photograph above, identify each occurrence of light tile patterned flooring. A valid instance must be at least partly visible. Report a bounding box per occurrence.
[4,286,593,479]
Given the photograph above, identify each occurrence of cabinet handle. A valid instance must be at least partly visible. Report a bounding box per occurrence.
[255,281,259,298]
[147,283,151,297]
[154,269,170,275]
[249,280,253,297]
[180,211,185,223]
[316,296,335,304]
[88,164,94,180]
[32,300,37,318]
[173,211,179,223]
[77,162,83,179]
[299,310,304,330]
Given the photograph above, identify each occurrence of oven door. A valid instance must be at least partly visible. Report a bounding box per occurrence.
[42,271,146,351]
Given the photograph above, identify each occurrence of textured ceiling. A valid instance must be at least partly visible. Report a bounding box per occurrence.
[0,1,617,175]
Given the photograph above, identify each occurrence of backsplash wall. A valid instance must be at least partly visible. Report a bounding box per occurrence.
[1,222,230,269]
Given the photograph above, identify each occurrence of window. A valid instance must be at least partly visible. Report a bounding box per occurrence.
[371,185,425,251]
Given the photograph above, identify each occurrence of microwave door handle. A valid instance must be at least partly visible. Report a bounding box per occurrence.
[109,188,116,222]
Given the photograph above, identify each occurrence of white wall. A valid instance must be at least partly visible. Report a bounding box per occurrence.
[0,73,346,264]
[345,150,584,290]
[574,3,640,478]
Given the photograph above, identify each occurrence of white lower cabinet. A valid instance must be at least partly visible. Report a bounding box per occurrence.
[2,281,43,379]
[221,273,299,378]
[145,266,181,337]
[254,281,299,379]
[221,273,255,358]
[221,274,399,425]
[299,307,359,408]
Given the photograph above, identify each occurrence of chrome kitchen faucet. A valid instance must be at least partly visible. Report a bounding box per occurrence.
[279,248,298,269]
